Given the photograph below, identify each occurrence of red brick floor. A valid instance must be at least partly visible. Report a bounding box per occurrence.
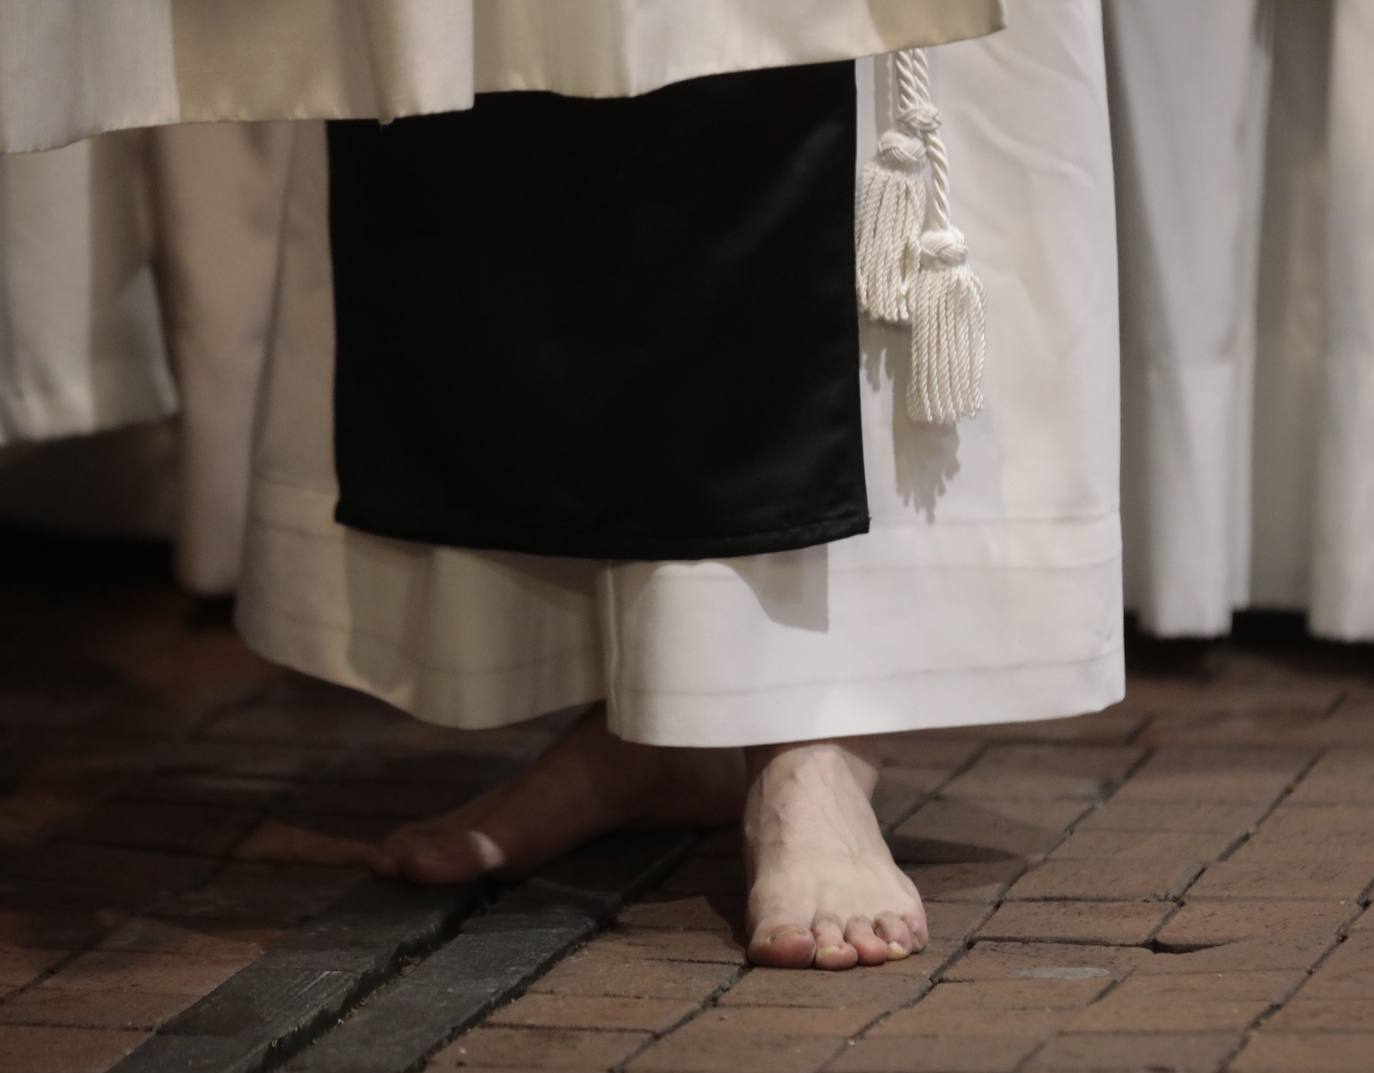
[2,531,1373,1073]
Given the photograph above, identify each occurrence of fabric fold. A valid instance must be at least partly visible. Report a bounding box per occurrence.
[0,0,1004,153]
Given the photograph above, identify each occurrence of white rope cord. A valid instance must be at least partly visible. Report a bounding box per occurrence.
[855,49,987,423]
[902,50,987,425]
[854,50,930,324]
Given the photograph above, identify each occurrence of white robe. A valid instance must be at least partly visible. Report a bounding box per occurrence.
[0,0,1123,745]
[233,0,1124,746]
[0,123,293,594]
[0,0,1006,582]
[1110,0,1374,640]
[0,134,173,447]
[1318,0,1374,640]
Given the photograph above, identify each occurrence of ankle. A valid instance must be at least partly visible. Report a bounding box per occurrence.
[744,737,882,796]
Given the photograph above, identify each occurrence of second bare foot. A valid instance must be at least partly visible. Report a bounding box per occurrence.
[368,706,744,885]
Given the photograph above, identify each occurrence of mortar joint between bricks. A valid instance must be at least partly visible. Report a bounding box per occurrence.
[184,686,272,738]
[0,945,91,1004]
[1039,743,1159,845]
[1011,1035,1052,1073]
[293,832,696,1072]
[1215,970,1329,1073]
[1217,1033,1252,1073]
[1211,907,1353,1073]
[1321,689,1352,719]
[256,927,493,1072]
[606,962,751,1073]
[1196,748,1327,879]
[884,739,993,833]
[193,678,281,736]
[1122,715,1153,746]
[1142,898,1185,948]
[1292,922,1367,990]
[254,972,388,1073]
[829,939,958,1045]
[1356,873,1374,908]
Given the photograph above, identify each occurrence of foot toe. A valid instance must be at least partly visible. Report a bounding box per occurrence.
[874,912,913,959]
[398,847,465,884]
[812,941,860,971]
[746,923,817,968]
[812,914,859,971]
[843,917,890,966]
[368,825,426,878]
[388,825,507,885]
[903,910,930,951]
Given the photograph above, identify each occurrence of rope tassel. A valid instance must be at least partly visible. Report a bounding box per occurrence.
[856,48,987,425]
[855,52,930,324]
[911,228,986,423]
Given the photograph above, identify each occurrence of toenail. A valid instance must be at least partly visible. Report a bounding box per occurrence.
[887,941,910,960]
[768,927,811,944]
[818,945,846,959]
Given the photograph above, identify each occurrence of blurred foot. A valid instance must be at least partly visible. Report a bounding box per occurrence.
[369,707,744,885]
[743,737,927,970]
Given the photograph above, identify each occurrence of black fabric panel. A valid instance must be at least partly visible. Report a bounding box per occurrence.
[328,61,868,560]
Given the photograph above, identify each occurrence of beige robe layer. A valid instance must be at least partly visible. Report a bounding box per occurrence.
[0,0,1003,152]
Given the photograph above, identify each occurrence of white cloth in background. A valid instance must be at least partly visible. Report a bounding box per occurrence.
[149,123,293,593]
[0,134,173,446]
[235,0,1124,746]
[0,123,292,593]
[1110,0,1374,640]
[1314,0,1374,640]
[0,0,1002,153]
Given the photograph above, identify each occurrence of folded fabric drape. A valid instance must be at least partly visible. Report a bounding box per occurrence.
[1110,0,1374,640]
[0,0,1003,153]
[0,123,292,593]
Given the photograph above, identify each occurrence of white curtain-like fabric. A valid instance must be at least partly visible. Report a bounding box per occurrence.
[0,0,1002,153]
[147,123,293,592]
[1315,0,1374,640]
[0,134,173,446]
[0,123,292,593]
[1111,0,1374,640]
[235,0,1124,747]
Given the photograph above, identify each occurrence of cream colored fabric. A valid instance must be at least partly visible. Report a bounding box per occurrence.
[236,0,1123,747]
[0,122,293,594]
[150,123,294,592]
[0,0,1003,153]
[1110,0,1374,640]
[1315,0,1374,639]
[0,133,172,445]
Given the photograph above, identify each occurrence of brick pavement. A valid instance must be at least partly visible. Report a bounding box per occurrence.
[1,530,1373,1073]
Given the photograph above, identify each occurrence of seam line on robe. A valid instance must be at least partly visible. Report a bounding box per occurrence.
[607,644,1128,697]
[239,588,1121,688]
[633,555,1126,578]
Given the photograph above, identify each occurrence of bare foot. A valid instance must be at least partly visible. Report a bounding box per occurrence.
[368,707,744,885]
[742,737,927,971]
